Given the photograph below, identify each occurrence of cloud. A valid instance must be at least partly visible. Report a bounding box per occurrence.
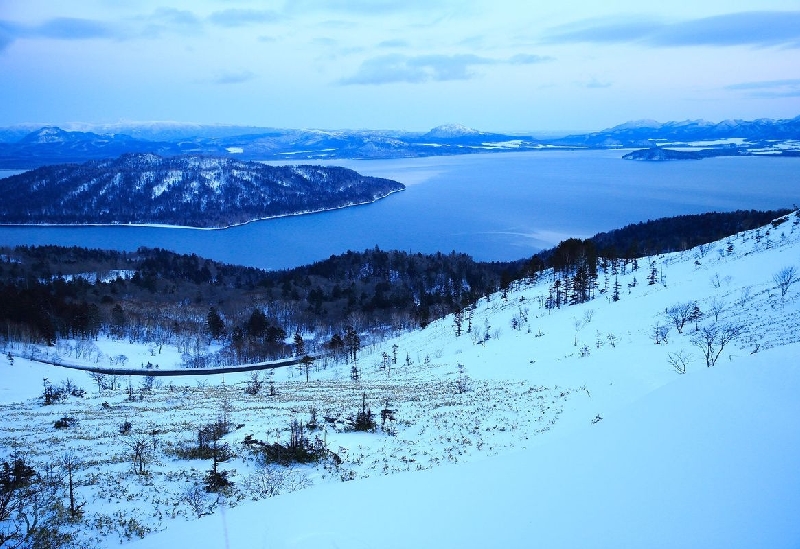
[544,11,800,48]
[0,9,204,46]
[544,19,660,44]
[312,37,339,47]
[340,54,493,85]
[725,78,800,98]
[208,9,281,28]
[288,0,453,15]
[341,53,552,85]
[213,70,257,85]
[377,39,409,49]
[0,16,123,48]
[509,54,553,65]
[34,17,117,39]
[584,77,612,89]
[0,21,15,51]
[149,8,200,28]
[137,8,202,38]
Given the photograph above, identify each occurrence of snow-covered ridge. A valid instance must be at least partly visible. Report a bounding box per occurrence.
[0,153,405,228]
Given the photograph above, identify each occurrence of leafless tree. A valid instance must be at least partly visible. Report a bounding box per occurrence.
[773,266,798,298]
[652,323,670,345]
[667,349,693,374]
[706,296,726,323]
[128,436,150,475]
[0,454,66,549]
[665,301,697,334]
[61,453,83,520]
[691,323,742,367]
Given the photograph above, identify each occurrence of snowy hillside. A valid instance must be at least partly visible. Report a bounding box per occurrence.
[1,211,799,548]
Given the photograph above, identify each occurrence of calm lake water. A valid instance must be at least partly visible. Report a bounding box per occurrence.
[0,150,797,270]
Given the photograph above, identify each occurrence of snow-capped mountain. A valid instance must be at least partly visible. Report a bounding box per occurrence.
[0,153,405,228]
[557,115,800,147]
[423,123,483,139]
[1,115,798,168]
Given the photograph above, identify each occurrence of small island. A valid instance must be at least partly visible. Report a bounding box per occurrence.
[0,153,405,228]
[623,147,703,161]
[622,145,752,161]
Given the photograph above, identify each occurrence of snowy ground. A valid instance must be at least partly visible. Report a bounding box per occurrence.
[1,211,799,548]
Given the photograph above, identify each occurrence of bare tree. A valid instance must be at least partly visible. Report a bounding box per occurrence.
[665,301,697,334]
[667,349,693,374]
[128,436,150,475]
[652,323,670,345]
[88,371,107,393]
[691,323,742,367]
[61,453,83,520]
[773,266,798,298]
[455,363,470,394]
[0,453,66,549]
[706,296,726,323]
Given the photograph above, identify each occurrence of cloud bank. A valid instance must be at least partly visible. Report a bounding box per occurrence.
[341,53,552,85]
[725,78,800,98]
[544,11,800,48]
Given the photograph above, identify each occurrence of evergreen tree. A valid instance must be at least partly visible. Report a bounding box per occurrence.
[207,307,224,339]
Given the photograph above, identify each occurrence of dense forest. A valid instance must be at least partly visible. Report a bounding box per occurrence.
[0,209,792,367]
[0,154,405,227]
[0,245,516,366]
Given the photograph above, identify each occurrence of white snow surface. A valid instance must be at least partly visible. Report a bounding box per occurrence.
[1,211,799,548]
[128,346,800,549]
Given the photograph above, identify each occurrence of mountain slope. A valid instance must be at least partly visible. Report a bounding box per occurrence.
[0,153,405,228]
[125,210,800,548]
[127,345,800,549]
[0,211,798,548]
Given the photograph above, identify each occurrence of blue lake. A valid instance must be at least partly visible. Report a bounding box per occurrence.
[0,150,797,270]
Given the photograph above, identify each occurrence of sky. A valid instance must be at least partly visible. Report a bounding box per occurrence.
[1,0,799,132]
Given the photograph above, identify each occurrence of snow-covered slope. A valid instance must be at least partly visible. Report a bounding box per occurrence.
[1,211,799,547]
[128,345,800,549]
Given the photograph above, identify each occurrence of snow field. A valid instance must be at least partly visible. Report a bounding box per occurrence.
[0,211,798,547]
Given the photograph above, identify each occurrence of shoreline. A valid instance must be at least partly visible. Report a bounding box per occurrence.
[0,187,405,231]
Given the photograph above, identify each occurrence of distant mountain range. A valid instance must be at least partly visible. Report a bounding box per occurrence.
[0,154,404,228]
[556,116,800,148]
[0,116,798,168]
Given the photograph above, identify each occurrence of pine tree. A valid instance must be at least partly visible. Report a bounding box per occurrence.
[207,307,225,339]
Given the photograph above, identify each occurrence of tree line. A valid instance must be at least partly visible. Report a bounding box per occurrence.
[0,209,790,363]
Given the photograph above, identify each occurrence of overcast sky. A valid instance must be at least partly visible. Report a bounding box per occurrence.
[1,0,799,132]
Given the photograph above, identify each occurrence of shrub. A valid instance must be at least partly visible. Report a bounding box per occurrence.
[54,416,77,429]
[351,393,376,432]
[245,419,328,466]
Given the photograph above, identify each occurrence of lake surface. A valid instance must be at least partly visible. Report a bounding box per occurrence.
[0,151,797,270]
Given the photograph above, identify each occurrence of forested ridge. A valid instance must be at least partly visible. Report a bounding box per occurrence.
[0,209,791,367]
[0,153,405,227]
[0,245,516,366]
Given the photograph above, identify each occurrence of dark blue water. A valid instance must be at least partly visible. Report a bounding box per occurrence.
[0,151,797,270]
